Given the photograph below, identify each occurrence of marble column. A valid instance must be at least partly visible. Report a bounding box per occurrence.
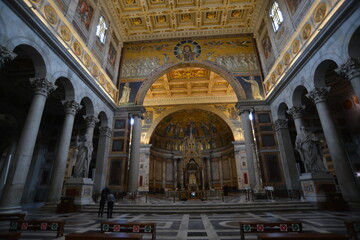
[274,119,301,190]
[219,158,224,188]
[286,106,305,134]
[84,115,99,141]
[238,107,257,190]
[94,126,112,194]
[0,78,56,212]
[206,157,212,189]
[307,87,360,208]
[335,58,360,101]
[174,158,178,189]
[128,113,142,193]
[162,159,166,189]
[47,100,82,205]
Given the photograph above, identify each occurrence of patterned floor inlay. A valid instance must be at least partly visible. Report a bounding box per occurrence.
[0,207,359,239]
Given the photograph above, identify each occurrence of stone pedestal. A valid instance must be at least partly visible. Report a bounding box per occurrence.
[63,178,94,205]
[300,172,337,202]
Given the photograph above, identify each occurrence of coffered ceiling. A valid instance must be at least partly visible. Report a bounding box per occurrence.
[145,67,235,99]
[105,0,262,42]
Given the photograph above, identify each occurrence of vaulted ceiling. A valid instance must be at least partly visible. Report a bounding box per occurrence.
[105,0,263,42]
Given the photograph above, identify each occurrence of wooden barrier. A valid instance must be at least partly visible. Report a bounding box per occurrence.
[345,220,360,240]
[239,221,302,240]
[0,213,26,222]
[65,232,143,239]
[101,221,156,240]
[9,220,65,238]
[256,232,349,239]
[0,232,21,240]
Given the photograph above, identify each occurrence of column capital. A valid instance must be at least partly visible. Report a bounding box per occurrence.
[130,112,144,119]
[274,119,288,131]
[306,87,330,104]
[235,103,254,114]
[62,100,82,115]
[29,78,57,97]
[335,58,360,80]
[286,105,305,119]
[0,45,17,68]
[99,126,112,137]
[83,115,100,128]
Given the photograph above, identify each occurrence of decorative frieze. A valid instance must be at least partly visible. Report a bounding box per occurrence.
[62,100,82,115]
[29,78,57,97]
[306,87,330,104]
[335,58,360,80]
[274,119,288,131]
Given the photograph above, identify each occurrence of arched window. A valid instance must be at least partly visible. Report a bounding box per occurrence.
[96,16,108,44]
[269,1,284,32]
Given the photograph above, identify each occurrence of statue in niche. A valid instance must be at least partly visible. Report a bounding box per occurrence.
[73,134,93,178]
[119,82,131,104]
[295,126,327,173]
[242,76,262,100]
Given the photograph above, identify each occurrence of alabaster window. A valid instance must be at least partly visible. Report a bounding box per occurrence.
[96,16,108,44]
[270,1,284,32]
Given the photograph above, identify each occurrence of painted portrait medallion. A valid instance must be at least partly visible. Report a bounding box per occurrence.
[83,54,91,68]
[284,52,291,65]
[73,41,82,56]
[271,73,276,83]
[277,63,283,75]
[174,40,201,61]
[292,39,300,54]
[92,65,99,77]
[314,3,327,23]
[99,74,106,85]
[44,5,58,25]
[302,24,312,40]
[60,25,71,42]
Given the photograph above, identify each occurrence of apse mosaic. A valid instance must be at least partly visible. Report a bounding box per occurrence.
[150,109,234,151]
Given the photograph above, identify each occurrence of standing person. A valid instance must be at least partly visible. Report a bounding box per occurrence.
[98,187,109,217]
[107,191,116,218]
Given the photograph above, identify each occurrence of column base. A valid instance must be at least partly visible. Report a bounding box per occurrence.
[300,172,348,210]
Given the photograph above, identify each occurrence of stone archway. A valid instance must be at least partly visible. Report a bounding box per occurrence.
[135,61,247,105]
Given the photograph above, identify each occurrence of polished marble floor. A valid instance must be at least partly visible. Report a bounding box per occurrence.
[0,207,359,240]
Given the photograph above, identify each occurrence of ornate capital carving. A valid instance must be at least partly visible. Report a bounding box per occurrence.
[0,45,17,68]
[99,126,112,137]
[286,106,304,119]
[274,119,288,131]
[306,87,330,104]
[84,115,100,128]
[29,78,57,97]
[62,100,82,115]
[335,58,360,80]
[235,103,253,114]
[130,112,144,119]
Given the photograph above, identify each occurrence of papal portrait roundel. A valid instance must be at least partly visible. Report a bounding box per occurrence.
[174,40,201,61]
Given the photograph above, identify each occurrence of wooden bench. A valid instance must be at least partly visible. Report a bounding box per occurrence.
[345,220,360,240]
[0,213,26,222]
[65,232,143,239]
[256,232,349,239]
[0,231,21,240]
[101,221,156,240]
[9,220,65,238]
[240,221,302,240]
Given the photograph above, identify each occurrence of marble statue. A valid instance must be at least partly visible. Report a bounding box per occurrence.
[295,126,327,173]
[73,134,93,178]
